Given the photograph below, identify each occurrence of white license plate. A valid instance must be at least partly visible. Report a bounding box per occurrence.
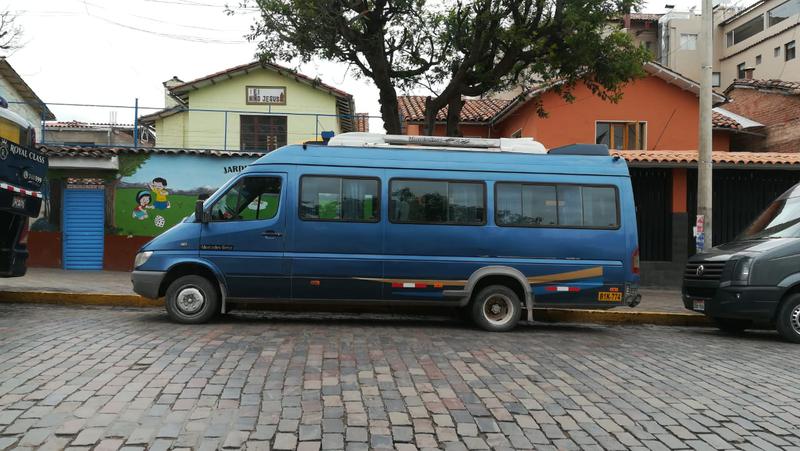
[693,300,705,312]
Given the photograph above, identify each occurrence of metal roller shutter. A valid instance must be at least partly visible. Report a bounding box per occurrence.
[62,187,105,270]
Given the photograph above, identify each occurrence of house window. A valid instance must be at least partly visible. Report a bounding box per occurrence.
[756,54,762,64]
[510,129,523,138]
[769,0,800,27]
[725,14,765,47]
[775,46,782,57]
[787,41,796,61]
[712,72,721,87]
[680,33,698,50]
[595,121,646,150]
[737,62,746,79]
[240,115,287,152]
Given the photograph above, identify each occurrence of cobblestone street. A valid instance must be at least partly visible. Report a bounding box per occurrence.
[0,303,799,451]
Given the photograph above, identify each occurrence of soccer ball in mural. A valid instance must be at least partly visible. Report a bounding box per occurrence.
[154,215,166,228]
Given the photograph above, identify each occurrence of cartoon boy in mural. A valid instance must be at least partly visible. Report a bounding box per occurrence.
[132,191,153,220]
[149,177,171,209]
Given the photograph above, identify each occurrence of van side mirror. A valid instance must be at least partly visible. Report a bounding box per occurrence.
[195,200,208,223]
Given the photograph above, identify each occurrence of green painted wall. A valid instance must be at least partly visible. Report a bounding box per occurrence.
[155,68,342,149]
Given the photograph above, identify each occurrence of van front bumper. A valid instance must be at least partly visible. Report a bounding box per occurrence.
[132,270,166,299]
[682,283,782,322]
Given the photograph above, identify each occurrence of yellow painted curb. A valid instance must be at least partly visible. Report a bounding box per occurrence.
[0,291,162,308]
[534,308,711,327]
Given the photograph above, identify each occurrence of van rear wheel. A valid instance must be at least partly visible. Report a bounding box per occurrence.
[471,285,521,332]
[165,275,219,324]
[776,294,800,343]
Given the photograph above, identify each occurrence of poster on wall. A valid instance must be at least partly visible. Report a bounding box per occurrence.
[113,154,257,236]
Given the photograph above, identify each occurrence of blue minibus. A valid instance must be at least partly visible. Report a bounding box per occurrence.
[132,133,641,331]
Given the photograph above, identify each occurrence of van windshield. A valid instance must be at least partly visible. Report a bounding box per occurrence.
[739,196,800,240]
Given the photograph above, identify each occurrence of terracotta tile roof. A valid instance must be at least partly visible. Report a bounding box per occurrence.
[398,96,513,122]
[725,79,800,95]
[37,145,263,159]
[712,111,741,130]
[613,150,800,166]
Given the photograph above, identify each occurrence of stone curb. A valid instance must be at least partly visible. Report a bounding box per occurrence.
[0,290,710,327]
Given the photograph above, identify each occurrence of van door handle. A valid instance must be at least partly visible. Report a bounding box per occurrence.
[262,230,283,238]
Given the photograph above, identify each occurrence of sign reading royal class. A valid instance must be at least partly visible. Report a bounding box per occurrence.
[246,86,286,105]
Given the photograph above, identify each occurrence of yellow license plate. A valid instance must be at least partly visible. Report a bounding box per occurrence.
[598,291,622,302]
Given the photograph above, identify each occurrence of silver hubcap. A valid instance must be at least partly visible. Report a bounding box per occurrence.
[176,287,205,315]
[791,305,800,335]
[484,294,514,325]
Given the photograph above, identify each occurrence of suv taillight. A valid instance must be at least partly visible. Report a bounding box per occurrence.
[632,247,640,275]
[18,219,29,246]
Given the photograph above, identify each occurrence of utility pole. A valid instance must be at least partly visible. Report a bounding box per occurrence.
[697,0,714,252]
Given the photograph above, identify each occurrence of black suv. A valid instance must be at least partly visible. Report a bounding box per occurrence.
[683,183,800,343]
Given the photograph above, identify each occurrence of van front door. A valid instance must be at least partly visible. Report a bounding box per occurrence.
[200,173,289,299]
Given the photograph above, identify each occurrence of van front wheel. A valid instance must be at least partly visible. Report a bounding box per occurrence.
[776,294,800,343]
[165,275,219,324]
[471,285,521,332]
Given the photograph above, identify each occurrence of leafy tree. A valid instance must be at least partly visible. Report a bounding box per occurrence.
[242,0,444,134]
[421,0,651,136]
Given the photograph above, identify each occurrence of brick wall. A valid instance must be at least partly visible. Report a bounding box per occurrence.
[726,88,800,126]
[725,87,800,152]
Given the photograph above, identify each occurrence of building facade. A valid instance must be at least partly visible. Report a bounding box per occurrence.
[140,61,356,151]
[638,0,800,87]
[0,57,55,131]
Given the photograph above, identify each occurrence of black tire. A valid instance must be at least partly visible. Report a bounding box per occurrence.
[776,294,800,344]
[470,285,522,332]
[165,275,219,324]
[713,318,751,335]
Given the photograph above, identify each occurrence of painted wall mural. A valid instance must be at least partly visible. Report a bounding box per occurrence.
[113,154,257,236]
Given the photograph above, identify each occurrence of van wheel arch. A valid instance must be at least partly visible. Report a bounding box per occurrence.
[773,283,800,325]
[465,267,533,321]
[159,263,223,302]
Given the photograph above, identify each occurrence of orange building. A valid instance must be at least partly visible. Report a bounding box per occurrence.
[398,62,800,286]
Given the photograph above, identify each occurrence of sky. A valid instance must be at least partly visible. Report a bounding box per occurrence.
[5,0,738,133]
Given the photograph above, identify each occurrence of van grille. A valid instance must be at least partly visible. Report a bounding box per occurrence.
[684,261,726,282]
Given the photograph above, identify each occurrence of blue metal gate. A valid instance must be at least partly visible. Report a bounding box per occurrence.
[62,186,105,270]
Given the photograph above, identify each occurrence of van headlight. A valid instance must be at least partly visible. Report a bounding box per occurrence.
[134,251,153,269]
[733,256,754,283]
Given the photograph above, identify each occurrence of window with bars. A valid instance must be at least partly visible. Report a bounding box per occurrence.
[595,121,646,150]
[239,115,287,152]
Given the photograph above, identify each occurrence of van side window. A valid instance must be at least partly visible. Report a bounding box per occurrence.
[390,179,485,225]
[496,182,618,228]
[300,176,379,222]
[210,176,281,221]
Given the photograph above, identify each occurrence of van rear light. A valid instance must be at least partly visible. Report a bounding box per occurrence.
[18,219,29,246]
[632,247,640,275]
